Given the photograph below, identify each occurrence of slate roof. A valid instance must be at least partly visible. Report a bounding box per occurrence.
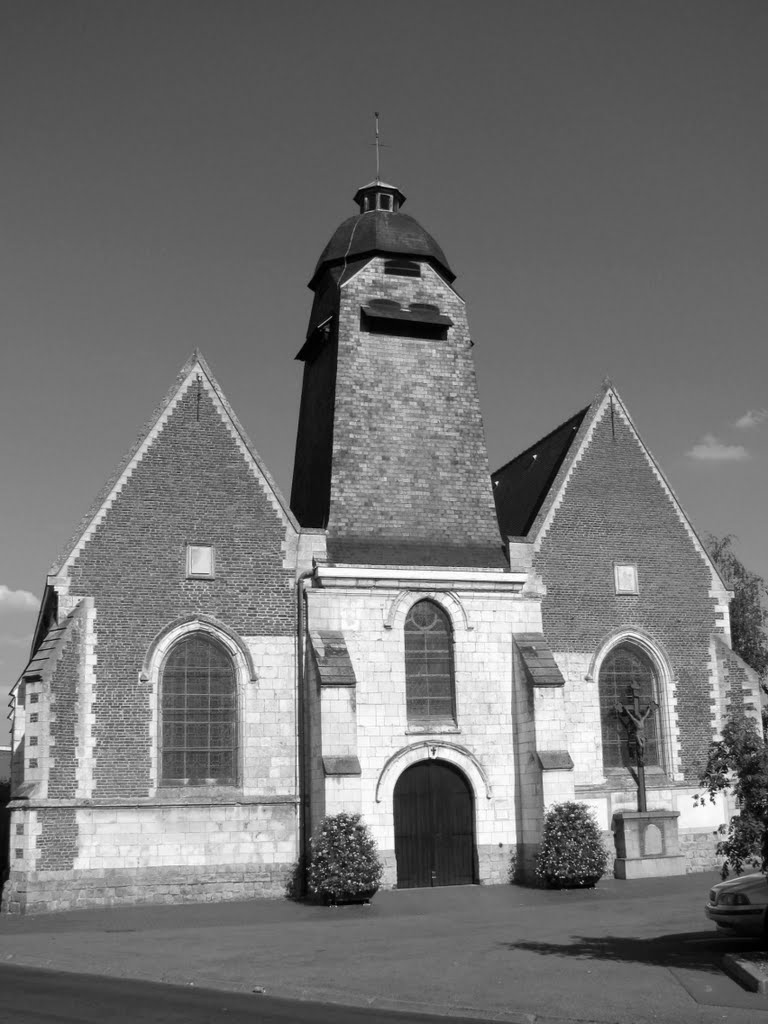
[0,747,10,780]
[492,407,589,539]
[537,750,574,771]
[309,631,357,687]
[514,633,566,688]
[310,210,455,287]
[17,602,83,686]
[326,537,508,570]
[322,755,362,776]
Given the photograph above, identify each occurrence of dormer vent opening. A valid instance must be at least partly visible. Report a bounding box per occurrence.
[384,258,421,278]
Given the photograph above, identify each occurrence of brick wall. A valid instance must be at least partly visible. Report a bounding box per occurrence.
[36,809,77,871]
[47,617,81,801]
[535,406,717,781]
[67,383,296,798]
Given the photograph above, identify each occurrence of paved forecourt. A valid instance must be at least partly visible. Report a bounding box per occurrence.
[1,873,768,1024]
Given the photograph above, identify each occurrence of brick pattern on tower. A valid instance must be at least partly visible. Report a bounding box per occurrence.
[294,255,504,567]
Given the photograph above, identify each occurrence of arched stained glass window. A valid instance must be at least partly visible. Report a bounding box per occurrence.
[599,644,661,769]
[161,634,237,786]
[404,600,456,723]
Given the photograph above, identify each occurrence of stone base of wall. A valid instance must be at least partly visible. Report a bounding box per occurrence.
[378,845,513,889]
[679,828,723,874]
[513,842,540,885]
[1,862,294,915]
[478,843,515,885]
[378,850,397,889]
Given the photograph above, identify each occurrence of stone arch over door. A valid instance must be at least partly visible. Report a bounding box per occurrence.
[393,759,476,888]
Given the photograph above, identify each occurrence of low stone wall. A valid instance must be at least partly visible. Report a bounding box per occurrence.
[679,828,723,874]
[1,863,293,915]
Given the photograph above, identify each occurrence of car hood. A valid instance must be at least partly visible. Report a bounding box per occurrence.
[712,872,768,902]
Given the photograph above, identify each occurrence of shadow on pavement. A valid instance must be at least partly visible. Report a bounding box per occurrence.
[503,930,766,974]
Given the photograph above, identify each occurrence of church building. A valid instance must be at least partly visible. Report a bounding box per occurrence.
[2,179,760,913]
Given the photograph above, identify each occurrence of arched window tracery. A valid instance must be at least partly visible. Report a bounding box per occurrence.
[160,633,238,786]
[404,599,456,724]
[598,642,661,770]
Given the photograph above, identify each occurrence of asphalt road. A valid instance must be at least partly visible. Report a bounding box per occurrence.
[0,965,496,1024]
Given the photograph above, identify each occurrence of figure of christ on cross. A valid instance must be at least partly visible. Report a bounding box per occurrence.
[615,680,659,812]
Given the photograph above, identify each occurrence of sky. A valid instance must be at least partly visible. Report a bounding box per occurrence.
[1,1,767,744]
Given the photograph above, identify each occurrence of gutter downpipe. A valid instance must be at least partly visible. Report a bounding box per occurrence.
[296,567,315,897]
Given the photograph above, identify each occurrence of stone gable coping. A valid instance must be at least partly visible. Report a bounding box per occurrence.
[531,384,730,601]
[52,352,298,582]
[339,257,466,303]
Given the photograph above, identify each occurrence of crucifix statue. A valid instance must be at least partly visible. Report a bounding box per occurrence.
[615,680,658,812]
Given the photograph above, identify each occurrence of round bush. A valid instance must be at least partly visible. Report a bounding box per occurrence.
[535,801,610,888]
[307,812,383,904]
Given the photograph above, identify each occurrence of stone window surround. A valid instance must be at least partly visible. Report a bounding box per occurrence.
[587,628,681,782]
[385,590,469,728]
[186,543,215,579]
[404,598,457,726]
[614,562,639,595]
[141,616,256,795]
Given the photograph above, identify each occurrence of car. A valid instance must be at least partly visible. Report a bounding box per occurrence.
[706,872,768,936]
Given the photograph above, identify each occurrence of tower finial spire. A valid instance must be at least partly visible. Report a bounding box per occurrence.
[374,111,381,182]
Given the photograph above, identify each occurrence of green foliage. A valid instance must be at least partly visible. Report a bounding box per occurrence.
[696,712,768,878]
[307,812,383,904]
[535,802,610,888]
[706,534,768,683]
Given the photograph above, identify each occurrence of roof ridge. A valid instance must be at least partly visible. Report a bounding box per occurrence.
[492,405,590,477]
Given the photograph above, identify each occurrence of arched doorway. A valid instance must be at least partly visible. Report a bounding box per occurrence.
[393,760,475,888]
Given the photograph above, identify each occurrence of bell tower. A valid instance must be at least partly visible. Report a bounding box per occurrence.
[291,182,504,568]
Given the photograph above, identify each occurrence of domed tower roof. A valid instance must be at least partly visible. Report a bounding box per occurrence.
[309,181,455,289]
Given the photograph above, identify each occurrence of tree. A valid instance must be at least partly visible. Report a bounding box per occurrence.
[706,534,768,685]
[696,539,768,879]
[696,713,768,877]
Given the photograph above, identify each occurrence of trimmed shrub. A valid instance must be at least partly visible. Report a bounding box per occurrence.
[307,812,383,904]
[535,801,610,888]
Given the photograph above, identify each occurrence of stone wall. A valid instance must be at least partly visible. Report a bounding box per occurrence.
[306,573,543,887]
[679,828,723,874]
[2,799,296,914]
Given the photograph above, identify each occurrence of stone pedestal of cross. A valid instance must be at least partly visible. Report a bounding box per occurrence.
[611,682,685,878]
[616,680,658,813]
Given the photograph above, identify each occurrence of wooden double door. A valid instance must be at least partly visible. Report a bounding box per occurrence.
[393,760,475,888]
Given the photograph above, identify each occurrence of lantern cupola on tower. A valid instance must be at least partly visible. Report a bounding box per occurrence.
[309,181,454,290]
[353,180,405,214]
